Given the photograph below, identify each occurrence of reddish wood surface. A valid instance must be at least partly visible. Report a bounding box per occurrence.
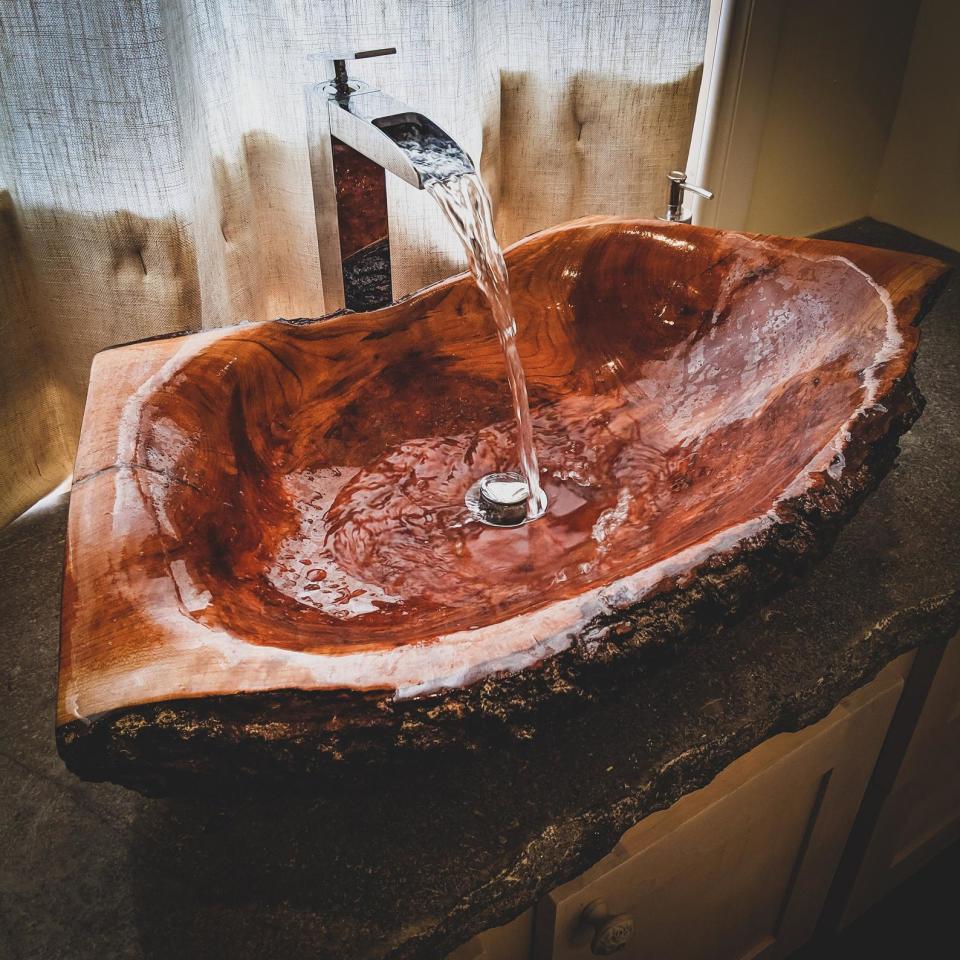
[331,135,388,259]
[57,219,947,743]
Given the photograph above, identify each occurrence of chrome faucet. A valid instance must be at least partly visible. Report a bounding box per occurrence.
[658,171,713,225]
[305,47,474,312]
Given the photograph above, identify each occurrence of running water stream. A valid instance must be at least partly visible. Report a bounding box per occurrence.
[384,122,546,520]
[428,174,547,519]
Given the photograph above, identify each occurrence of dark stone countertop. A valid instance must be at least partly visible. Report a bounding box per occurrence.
[1,219,957,960]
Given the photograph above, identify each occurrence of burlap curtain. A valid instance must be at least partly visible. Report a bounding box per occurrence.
[0,0,709,527]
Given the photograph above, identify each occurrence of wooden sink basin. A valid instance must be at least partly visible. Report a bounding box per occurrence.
[57,218,948,789]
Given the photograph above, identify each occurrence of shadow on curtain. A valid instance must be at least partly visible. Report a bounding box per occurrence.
[0,0,709,526]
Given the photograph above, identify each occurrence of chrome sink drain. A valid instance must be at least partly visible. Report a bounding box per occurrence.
[465,471,547,527]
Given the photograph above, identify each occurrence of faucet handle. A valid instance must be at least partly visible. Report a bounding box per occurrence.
[660,170,713,224]
[309,47,397,93]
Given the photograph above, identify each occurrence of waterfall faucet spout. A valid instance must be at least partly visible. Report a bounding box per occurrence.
[306,47,474,312]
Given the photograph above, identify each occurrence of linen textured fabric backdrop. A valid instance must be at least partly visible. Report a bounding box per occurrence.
[0,0,709,526]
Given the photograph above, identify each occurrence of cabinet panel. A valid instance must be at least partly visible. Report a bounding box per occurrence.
[535,658,909,960]
[843,632,960,923]
[447,909,533,960]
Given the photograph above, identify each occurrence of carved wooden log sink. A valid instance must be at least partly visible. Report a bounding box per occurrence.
[57,218,948,789]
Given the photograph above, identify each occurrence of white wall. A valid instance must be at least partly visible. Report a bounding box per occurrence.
[706,0,960,249]
[870,0,960,251]
[742,0,919,237]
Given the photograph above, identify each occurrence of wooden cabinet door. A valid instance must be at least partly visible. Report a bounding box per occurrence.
[447,910,533,960]
[842,632,960,923]
[534,657,910,960]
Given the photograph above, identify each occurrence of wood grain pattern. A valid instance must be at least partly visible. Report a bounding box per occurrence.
[56,218,949,788]
[332,136,392,311]
[331,136,389,260]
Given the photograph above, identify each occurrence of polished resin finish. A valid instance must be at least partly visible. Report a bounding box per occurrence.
[58,219,947,760]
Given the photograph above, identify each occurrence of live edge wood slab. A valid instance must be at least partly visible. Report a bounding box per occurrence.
[57,218,950,792]
[0,220,952,960]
